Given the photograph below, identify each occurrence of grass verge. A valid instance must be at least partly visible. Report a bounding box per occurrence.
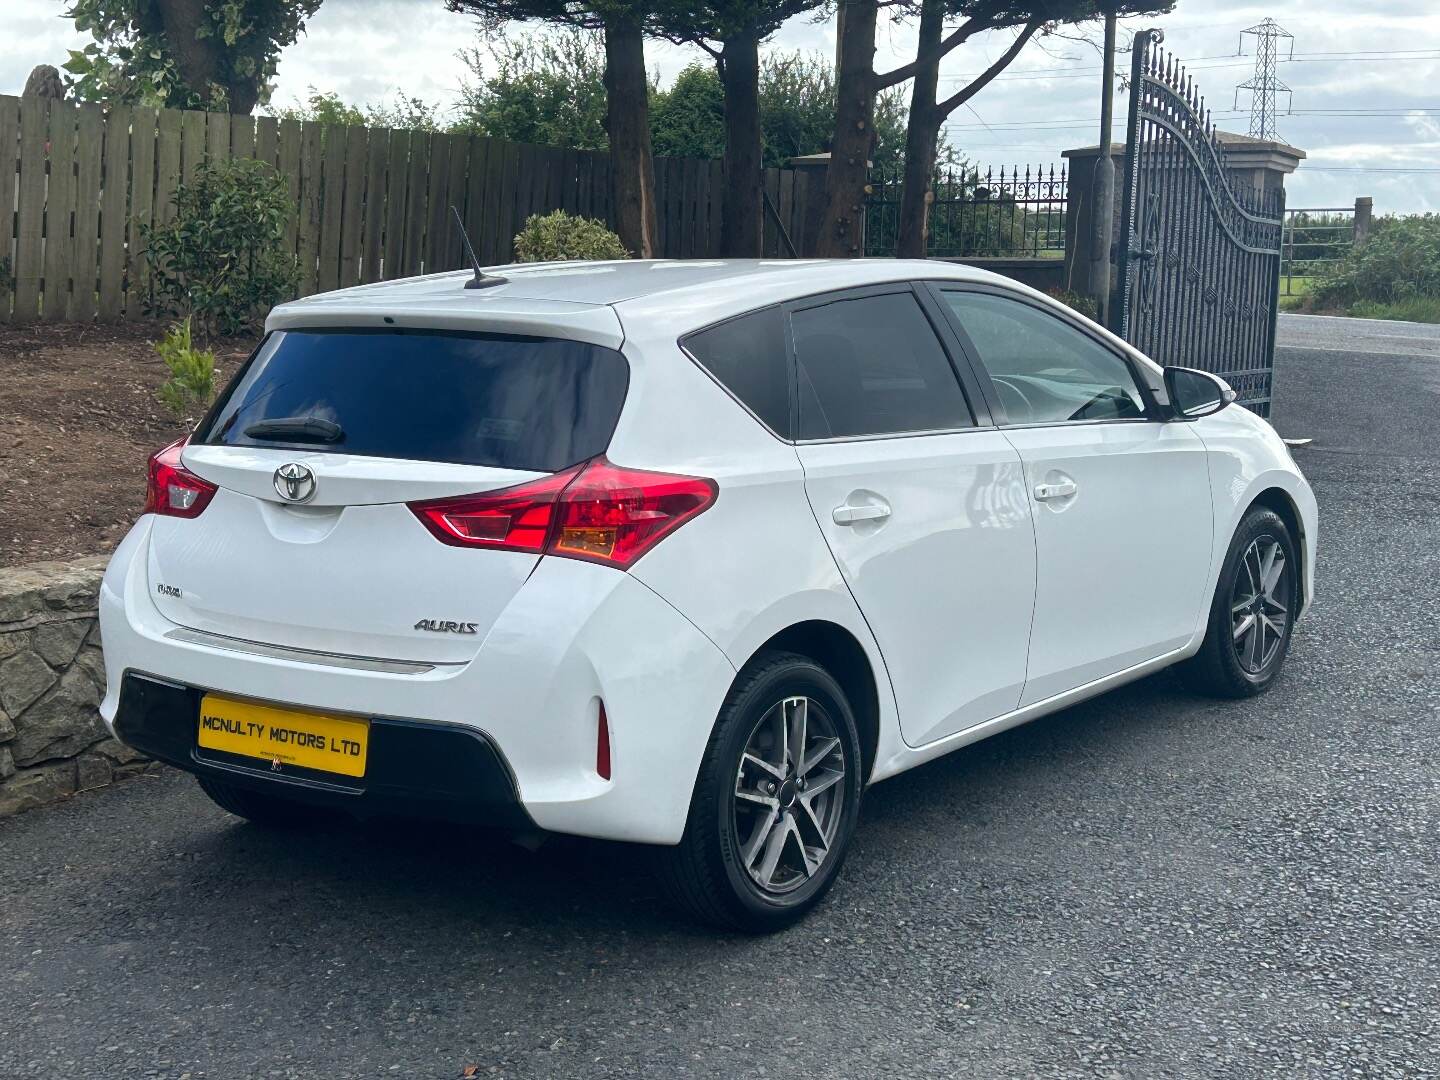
[1346,297,1440,324]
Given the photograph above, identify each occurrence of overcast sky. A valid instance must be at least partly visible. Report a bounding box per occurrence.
[5,0,1438,212]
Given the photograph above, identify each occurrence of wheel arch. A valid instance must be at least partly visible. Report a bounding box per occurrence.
[741,620,881,785]
[1248,485,1308,611]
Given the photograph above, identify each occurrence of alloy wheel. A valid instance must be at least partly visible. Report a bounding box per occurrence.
[732,696,847,895]
[1231,535,1291,674]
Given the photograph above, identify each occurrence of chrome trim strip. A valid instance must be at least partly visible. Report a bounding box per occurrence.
[163,627,450,675]
[794,424,991,446]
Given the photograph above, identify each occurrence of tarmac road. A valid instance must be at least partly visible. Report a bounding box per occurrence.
[2,314,1438,1079]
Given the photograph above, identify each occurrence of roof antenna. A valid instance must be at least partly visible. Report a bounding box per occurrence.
[452,206,506,289]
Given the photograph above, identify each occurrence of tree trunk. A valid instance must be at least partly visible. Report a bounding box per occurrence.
[719,28,763,258]
[603,16,658,258]
[226,70,263,115]
[153,0,224,106]
[896,0,945,259]
[810,0,878,258]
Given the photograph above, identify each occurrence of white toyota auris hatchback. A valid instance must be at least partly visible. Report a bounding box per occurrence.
[100,259,1315,930]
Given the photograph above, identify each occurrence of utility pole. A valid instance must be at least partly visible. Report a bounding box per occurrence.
[1089,9,1118,324]
[1236,18,1294,141]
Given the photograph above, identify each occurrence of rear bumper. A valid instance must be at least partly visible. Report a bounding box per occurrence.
[113,671,534,830]
[99,518,737,845]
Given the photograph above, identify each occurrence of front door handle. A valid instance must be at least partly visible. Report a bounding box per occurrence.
[832,503,891,526]
[1034,480,1078,501]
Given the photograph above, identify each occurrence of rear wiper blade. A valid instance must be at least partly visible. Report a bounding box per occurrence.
[243,416,344,443]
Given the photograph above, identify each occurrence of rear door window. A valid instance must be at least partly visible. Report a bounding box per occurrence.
[790,290,972,440]
[683,306,792,437]
[196,329,629,473]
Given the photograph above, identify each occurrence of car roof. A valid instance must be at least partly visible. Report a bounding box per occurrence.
[270,259,1011,329]
[262,258,1170,376]
[267,258,1163,388]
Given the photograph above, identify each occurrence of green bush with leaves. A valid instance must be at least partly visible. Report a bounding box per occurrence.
[1309,214,1440,310]
[142,158,298,337]
[270,86,442,130]
[513,211,629,262]
[155,317,217,420]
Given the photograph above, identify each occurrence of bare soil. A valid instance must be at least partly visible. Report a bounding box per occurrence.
[0,322,256,568]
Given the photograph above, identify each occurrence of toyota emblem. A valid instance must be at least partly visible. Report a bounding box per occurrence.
[273,462,317,504]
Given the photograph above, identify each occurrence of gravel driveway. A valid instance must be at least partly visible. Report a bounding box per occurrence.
[3,315,1438,1079]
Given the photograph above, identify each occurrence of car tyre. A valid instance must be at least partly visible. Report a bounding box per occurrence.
[197,776,326,827]
[660,651,864,932]
[1180,506,1299,698]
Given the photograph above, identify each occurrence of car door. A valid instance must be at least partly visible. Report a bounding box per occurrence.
[931,285,1213,706]
[789,284,1037,747]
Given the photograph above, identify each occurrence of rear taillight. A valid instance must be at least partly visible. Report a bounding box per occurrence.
[408,456,717,570]
[144,438,217,519]
[408,464,583,554]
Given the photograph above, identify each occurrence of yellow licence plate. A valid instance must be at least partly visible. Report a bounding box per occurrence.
[197,694,369,778]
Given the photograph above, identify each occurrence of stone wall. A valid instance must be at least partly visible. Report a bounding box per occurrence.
[0,557,152,816]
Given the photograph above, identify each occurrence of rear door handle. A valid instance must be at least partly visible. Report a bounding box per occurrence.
[832,503,891,526]
[1034,480,1078,501]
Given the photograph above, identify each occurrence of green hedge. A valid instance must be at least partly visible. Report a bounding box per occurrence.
[1310,215,1440,310]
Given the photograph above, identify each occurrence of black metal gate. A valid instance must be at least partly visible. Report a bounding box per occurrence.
[1117,30,1284,415]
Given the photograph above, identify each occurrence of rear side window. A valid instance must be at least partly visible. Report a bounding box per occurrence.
[683,306,792,437]
[196,329,629,473]
[791,291,972,440]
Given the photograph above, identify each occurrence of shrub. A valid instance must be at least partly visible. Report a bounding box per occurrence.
[154,317,217,420]
[143,158,299,338]
[1309,214,1440,310]
[1046,286,1099,322]
[513,211,629,262]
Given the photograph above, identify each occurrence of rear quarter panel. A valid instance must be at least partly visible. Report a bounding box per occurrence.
[609,324,906,782]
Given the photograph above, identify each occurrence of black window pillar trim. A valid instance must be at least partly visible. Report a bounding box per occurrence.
[780,280,992,436]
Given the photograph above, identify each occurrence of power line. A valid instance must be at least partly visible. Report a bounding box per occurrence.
[940,59,1249,82]
[1301,166,1440,173]
[1284,55,1440,63]
[938,50,1439,83]
[940,108,1439,131]
[1288,48,1440,57]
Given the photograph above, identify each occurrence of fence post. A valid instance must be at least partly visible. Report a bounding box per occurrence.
[787,152,831,256]
[1353,196,1373,247]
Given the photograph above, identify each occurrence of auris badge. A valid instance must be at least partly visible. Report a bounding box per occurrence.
[273,462,317,504]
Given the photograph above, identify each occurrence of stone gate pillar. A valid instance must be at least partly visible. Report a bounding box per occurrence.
[1215,133,1306,200]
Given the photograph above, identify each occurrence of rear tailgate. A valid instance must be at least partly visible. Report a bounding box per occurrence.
[147,324,628,664]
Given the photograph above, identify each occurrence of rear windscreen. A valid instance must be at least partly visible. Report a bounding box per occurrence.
[196,329,629,472]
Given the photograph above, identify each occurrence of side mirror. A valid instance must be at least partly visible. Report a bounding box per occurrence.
[1164,366,1236,419]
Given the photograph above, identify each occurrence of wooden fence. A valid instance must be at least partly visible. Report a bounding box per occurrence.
[0,93,809,324]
